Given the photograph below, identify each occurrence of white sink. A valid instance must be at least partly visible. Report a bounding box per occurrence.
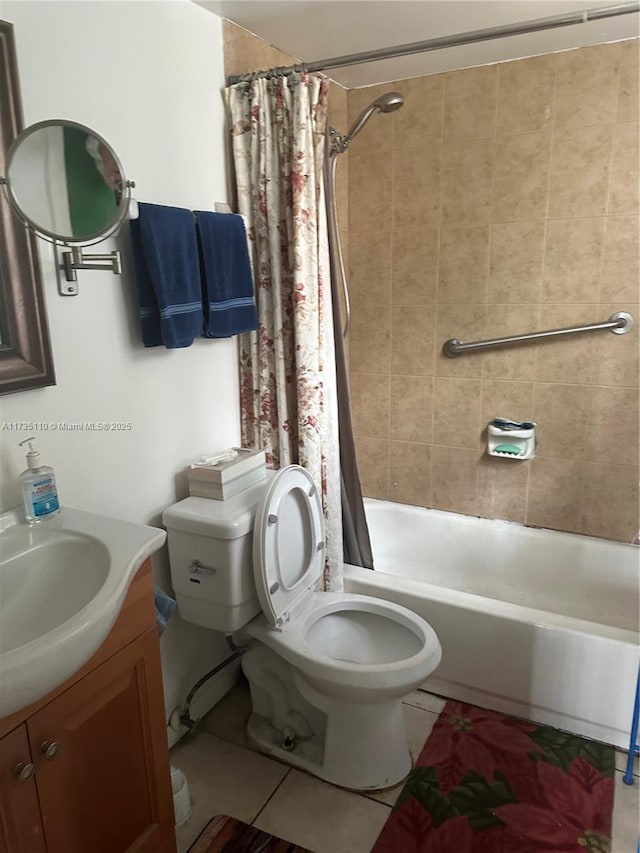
[0,506,166,717]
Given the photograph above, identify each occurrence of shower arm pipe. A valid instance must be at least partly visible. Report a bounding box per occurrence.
[328,149,351,338]
[443,312,634,358]
[227,2,639,83]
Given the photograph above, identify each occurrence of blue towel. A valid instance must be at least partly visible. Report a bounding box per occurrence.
[194,211,258,338]
[130,203,204,348]
[154,586,177,636]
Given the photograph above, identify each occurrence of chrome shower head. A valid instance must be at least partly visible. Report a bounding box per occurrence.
[372,92,404,113]
[341,91,404,147]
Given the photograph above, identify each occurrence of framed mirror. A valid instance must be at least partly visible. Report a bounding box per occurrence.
[0,20,55,395]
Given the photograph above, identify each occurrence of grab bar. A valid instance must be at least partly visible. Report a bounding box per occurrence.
[443,311,634,358]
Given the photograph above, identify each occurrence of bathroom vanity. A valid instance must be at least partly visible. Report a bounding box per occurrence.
[0,559,176,853]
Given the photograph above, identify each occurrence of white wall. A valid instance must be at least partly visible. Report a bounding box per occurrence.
[1,0,239,744]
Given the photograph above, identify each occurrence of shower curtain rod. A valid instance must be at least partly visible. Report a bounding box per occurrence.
[227,1,639,84]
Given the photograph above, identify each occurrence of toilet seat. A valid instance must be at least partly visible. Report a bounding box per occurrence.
[253,465,324,627]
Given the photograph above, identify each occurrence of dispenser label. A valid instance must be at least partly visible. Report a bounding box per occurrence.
[32,477,59,516]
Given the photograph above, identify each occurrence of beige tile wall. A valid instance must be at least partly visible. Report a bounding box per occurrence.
[347,40,639,543]
[223,20,298,80]
[222,24,637,542]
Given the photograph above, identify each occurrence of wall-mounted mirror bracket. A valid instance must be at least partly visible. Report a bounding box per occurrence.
[54,242,122,296]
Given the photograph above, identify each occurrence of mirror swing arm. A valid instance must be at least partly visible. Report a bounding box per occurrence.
[53,222,130,296]
[58,244,122,282]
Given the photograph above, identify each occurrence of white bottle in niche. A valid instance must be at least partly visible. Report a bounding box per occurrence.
[18,437,60,523]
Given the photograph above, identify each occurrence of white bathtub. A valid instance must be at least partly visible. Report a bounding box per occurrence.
[344,498,639,748]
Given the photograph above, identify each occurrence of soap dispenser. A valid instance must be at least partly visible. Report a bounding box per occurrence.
[18,437,60,523]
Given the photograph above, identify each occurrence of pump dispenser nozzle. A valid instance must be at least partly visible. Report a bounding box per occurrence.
[19,436,41,470]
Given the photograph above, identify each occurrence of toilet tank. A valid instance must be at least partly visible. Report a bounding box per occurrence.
[162,478,268,632]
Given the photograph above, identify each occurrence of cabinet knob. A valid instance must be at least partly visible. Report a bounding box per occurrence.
[39,741,60,760]
[14,762,36,782]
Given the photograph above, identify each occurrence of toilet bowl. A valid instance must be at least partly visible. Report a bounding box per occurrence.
[247,592,440,702]
[163,465,442,791]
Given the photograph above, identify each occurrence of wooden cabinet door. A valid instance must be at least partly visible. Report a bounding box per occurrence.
[0,724,47,853]
[28,629,176,853]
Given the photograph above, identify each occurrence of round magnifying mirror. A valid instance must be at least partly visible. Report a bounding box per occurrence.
[4,119,131,245]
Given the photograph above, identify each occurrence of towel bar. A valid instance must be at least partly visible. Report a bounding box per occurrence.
[126,199,234,221]
[443,312,634,358]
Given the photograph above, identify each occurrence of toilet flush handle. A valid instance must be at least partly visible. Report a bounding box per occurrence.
[189,559,216,576]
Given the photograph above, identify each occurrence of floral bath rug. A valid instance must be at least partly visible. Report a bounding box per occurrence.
[188,814,310,852]
[372,700,615,853]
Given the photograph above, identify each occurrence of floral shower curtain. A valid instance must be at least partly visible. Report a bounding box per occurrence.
[226,73,343,591]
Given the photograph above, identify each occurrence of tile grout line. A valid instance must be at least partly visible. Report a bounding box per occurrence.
[428,73,448,507]
[525,52,560,529]
[401,701,441,716]
[596,47,622,314]
[351,367,640,389]
[387,107,395,503]
[476,63,503,519]
[250,767,293,827]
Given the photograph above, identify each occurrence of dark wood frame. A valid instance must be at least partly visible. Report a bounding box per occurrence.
[0,20,55,395]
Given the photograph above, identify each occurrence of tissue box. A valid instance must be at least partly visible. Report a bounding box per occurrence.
[189,466,267,500]
[188,447,267,500]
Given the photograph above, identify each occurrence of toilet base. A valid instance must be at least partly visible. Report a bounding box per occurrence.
[242,644,413,791]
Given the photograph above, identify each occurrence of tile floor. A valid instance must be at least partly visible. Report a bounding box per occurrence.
[171,681,640,853]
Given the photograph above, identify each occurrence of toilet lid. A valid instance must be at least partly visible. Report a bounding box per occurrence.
[253,465,325,627]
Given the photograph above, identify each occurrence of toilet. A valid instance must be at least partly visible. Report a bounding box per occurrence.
[163,465,441,791]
